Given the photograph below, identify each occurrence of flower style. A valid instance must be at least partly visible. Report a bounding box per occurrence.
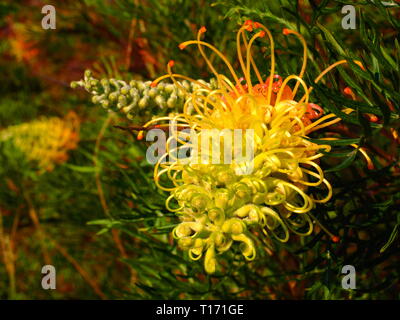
[1,112,80,172]
[139,20,373,273]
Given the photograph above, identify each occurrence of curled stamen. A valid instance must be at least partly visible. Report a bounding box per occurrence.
[196,26,226,91]
[255,23,276,106]
[237,29,264,86]
[315,60,365,84]
[282,28,308,98]
[351,144,374,170]
[245,31,266,92]
[179,40,241,85]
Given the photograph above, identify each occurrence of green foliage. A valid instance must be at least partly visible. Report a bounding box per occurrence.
[0,0,399,300]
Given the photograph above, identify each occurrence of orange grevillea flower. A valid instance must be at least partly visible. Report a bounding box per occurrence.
[140,21,371,273]
[0,112,80,172]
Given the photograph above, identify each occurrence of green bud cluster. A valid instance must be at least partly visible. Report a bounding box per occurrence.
[71,70,216,119]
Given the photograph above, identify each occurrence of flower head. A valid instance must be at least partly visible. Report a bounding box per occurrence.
[1,112,80,172]
[139,21,369,273]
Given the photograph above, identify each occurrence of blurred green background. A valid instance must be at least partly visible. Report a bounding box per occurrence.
[0,0,399,299]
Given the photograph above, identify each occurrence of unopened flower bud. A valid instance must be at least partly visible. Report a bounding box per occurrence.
[167,95,178,109]
[120,86,130,95]
[138,96,149,109]
[148,88,158,98]
[108,92,119,101]
[155,95,166,108]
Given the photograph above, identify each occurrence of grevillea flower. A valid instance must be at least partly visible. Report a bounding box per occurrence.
[0,112,80,172]
[71,20,373,273]
[138,21,375,273]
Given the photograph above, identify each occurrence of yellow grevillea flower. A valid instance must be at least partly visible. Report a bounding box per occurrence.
[142,21,370,273]
[1,112,80,172]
